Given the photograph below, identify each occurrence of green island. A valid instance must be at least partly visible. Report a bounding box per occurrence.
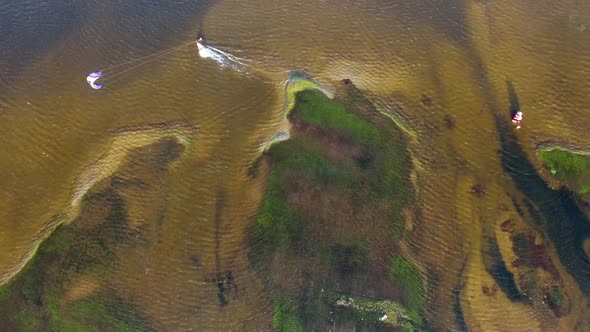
[538,147,590,195]
[249,78,424,331]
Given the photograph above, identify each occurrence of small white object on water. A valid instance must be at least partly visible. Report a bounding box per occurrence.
[380,314,388,321]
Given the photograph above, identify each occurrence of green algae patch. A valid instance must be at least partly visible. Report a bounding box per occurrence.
[42,293,152,332]
[538,148,590,195]
[389,258,424,319]
[539,148,590,179]
[250,81,421,330]
[272,294,305,332]
[291,89,383,146]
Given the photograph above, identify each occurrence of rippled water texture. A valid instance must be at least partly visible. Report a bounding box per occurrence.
[1,0,590,330]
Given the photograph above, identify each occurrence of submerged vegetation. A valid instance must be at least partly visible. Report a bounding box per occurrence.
[250,80,423,331]
[0,193,153,332]
[0,138,185,331]
[538,148,590,195]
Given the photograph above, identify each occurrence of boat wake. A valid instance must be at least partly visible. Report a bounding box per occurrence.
[197,41,249,73]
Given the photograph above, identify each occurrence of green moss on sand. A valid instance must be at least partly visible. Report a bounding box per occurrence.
[272,295,305,332]
[538,148,590,194]
[389,258,424,323]
[291,89,383,146]
[40,293,151,332]
[550,286,565,308]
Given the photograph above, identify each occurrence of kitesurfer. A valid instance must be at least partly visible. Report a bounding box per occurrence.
[511,111,523,129]
[197,31,205,44]
[85,31,230,90]
[196,34,207,56]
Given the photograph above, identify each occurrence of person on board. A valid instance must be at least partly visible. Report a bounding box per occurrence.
[511,111,523,129]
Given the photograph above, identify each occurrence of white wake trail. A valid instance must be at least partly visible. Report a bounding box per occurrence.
[197,42,249,72]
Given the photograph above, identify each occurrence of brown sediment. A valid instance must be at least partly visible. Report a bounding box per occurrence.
[500,218,516,232]
[482,284,498,296]
[402,207,415,232]
[469,184,486,198]
[63,275,102,303]
[269,251,328,298]
[420,94,433,107]
[510,232,560,278]
[70,121,198,220]
[443,115,456,129]
[108,120,199,135]
[286,186,354,230]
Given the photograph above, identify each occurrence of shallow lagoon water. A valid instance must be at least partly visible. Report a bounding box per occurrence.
[1,0,590,331]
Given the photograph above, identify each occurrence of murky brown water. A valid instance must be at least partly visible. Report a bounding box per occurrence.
[1,0,590,330]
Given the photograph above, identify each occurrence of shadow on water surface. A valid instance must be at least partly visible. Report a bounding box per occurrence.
[214,190,228,306]
[452,258,469,332]
[203,189,238,307]
[485,237,525,302]
[497,80,590,295]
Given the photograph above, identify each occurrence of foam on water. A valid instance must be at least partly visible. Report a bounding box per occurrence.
[197,41,249,72]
